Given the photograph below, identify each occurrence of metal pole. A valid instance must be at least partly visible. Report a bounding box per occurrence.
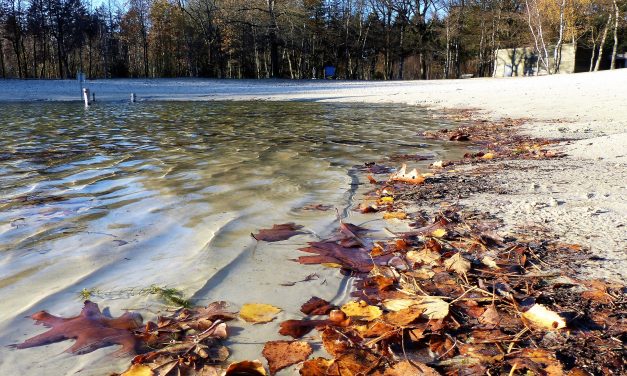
[83,88,90,107]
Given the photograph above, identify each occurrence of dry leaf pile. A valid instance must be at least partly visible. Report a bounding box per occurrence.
[423,114,566,161]
[280,204,625,375]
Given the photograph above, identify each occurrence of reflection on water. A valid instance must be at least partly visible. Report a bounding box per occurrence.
[0,101,461,373]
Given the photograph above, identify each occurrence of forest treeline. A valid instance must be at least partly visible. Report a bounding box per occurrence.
[0,0,625,79]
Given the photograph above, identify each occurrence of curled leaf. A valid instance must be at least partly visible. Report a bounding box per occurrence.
[521,304,566,330]
[390,164,425,184]
[225,360,267,375]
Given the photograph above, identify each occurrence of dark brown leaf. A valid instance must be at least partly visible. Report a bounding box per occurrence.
[301,297,335,315]
[252,223,305,242]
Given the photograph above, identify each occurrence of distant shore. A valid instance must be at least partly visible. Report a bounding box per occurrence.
[1,71,624,280]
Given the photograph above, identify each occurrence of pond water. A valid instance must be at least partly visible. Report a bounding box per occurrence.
[0,101,464,374]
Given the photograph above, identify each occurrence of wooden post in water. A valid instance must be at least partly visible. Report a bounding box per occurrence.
[83,88,91,107]
[130,93,136,102]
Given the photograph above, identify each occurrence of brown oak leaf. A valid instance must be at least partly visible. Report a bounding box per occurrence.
[16,300,142,355]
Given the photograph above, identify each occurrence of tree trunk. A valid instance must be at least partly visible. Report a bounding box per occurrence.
[445,18,450,79]
[525,0,550,74]
[610,0,619,69]
[553,0,566,73]
[589,27,596,72]
[0,39,5,78]
[594,13,612,71]
[267,0,280,78]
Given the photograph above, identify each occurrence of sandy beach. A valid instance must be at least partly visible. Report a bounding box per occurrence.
[0,70,625,374]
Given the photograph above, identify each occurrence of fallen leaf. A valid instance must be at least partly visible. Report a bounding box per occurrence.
[481,256,499,269]
[239,303,282,323]
[417,297,449,320]
[301,204,333,211]
[379,360,440,376]
[252,223,304,242]
[300,358,335,376]
[16,300,142,355]
[225,360,267,375]
[121,364,154,376]
[521,304,566,330]
[406,249,441,266]
[321,262,343,268]
[384,306,424,327]
[431,228,447,238]
[444,253,471,275]
[278,320,321,338]
[383,212,407,220]
[321,328,351,357]
[371,275,395,291]
[382,299,419,312]
[478,305,501,327]
[262,340,312,374]
[332,350,379,374]
[301,297,335,315]
[380,196,394,204]
[507,349,563,376]
[481,152,495,160]
[298,241,383,273]
[390,164,425,184]
[341,301,382,321]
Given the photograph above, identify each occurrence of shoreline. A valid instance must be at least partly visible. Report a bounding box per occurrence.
[0,71,624,374]
[5,71,620,280]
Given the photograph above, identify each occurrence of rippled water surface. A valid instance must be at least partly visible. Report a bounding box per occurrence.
[0,101,461,374]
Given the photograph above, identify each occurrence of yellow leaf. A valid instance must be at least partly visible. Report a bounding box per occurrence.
[444,253,471,275]
[383,212,407,220]
[380,197,394,204]
[481,256,499,269]
[521,304,566,330]
[417,297,449,319]
[240,303,282,323]
[481,152,495,160]
[321,262,343,268]
[382,299,420,312]
[121,364,154,376]
[341,300,382,321]
[431,228,446,238]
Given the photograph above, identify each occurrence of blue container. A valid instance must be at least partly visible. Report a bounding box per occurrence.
[324,66,336,79]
